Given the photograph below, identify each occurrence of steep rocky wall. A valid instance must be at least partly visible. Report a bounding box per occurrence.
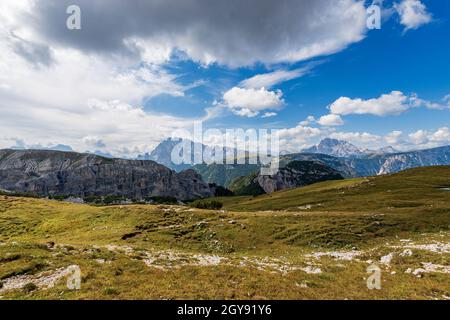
[0,149,213,200]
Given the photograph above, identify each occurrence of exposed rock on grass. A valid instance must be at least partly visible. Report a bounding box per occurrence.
[380,253,394,266]
[0,265,80,293]
[306,251,362,261]
[400,242,449,254]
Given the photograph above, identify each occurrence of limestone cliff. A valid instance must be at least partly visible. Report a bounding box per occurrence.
[0,149,213,200]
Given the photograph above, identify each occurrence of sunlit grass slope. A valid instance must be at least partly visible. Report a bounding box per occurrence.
[0,166,448,299]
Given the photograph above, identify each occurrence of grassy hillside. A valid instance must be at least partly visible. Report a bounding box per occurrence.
[214,166,450,212]
[193,163,259,188]
[0,166,448,299]
[228,172,265,196]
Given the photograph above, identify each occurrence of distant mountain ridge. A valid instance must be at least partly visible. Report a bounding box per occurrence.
[374,146,399,155]
[143,138,450,188]
[138,138,239,172]
[302,138,366,157]
[193,145,450,188]
[286,144,450,177]
[301,138,398,158]
[349,145,450,176]
[137,138,196,172]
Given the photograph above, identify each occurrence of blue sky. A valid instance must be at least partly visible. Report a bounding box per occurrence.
[142,0,450,152]
[0,0,448,156]
[144,0,450,133]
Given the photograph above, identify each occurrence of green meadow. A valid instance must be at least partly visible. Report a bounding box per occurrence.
[0,166,449,299]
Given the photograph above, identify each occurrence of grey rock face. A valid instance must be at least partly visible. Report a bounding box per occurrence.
[0,149,213,200]
[282,153,358,178]
[256,161,344,193]
[231,161,343,195]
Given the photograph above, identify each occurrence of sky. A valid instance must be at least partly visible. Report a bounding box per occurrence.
[0,0,449,157]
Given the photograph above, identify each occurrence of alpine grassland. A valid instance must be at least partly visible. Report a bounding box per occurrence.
[0,167,449,299]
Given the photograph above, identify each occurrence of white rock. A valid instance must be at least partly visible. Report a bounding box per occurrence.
[380,253,394,265]
[301,266,322,274]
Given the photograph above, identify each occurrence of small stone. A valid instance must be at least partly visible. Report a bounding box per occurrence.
[295,282,308,288]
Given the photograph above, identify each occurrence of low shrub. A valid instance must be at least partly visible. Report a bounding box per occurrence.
[23,282,38,293]
[104,287,119,295]
[145,196,178,205]
[190,200,223,210]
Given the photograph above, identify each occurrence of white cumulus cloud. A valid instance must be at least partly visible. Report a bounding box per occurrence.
[408,127,450,147]
[395,0,432,31]
[329,91,412,116]
[329,91,449,117]
[317,114,344,126]
[223,87,284,117]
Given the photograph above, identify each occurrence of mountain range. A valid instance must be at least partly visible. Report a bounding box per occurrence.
[137,138,238,172]
[301,138,399,158]
[1,138,449,200]
[263,144,450,179]
[137,138,196,172]
[0,149,213,201]
[143,138,450,188]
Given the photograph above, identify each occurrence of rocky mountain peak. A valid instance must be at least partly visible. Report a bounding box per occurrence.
[303,138,365,158]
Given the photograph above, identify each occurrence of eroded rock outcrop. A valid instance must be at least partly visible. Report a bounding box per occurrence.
[230,161,343,195]
[0,149,213,200]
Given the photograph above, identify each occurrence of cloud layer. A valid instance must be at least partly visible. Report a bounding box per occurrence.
[330,91,412,116]
[29,0,368,67]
